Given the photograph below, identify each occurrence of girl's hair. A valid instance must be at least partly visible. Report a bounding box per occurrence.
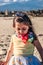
[13,12,32,27]
[13,12,37,40]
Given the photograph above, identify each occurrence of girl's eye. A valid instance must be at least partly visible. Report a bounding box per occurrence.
[22,28,26,30]
[18,28,20,30]
[17,28,26,31]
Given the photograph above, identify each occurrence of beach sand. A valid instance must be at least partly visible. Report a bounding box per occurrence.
[0,16,43,62]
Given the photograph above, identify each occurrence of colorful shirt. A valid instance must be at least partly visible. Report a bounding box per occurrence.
[10,32,34,56]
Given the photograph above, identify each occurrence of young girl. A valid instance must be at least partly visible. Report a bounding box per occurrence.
[2,12,43,65]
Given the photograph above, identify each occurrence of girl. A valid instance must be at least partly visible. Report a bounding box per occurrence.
[3,12,43,65]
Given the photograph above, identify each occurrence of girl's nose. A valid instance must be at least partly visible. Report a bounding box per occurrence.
[20,30,23,34]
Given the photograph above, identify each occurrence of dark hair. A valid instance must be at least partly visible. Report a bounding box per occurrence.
[13,12,37,40]
[13,12,32,27]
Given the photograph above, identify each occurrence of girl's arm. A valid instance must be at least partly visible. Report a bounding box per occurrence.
[33,39,43,61]
[5,42,13,64]
[1,42,13,65]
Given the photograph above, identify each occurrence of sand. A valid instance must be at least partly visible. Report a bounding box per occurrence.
[0,16,43,61]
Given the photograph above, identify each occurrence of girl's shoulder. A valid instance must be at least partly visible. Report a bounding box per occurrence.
[11,32,19,41]
[11,33,17,39]
[10,33,16,41]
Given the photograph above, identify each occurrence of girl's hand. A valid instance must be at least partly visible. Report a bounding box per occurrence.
[0,61,8,65]
[0,61,4,65]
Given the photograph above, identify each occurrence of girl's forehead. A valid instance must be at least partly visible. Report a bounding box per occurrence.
[15,22,28,28]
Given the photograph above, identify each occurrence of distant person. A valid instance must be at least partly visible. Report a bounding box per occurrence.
[2,12,43,65]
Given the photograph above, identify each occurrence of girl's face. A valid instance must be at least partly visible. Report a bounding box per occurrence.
[14,22,30,36]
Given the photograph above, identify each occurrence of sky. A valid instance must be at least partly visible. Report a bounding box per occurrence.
[0,0,43,6]
[0,0,43,11]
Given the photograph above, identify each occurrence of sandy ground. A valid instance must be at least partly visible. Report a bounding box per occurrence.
[0,16,43,62]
